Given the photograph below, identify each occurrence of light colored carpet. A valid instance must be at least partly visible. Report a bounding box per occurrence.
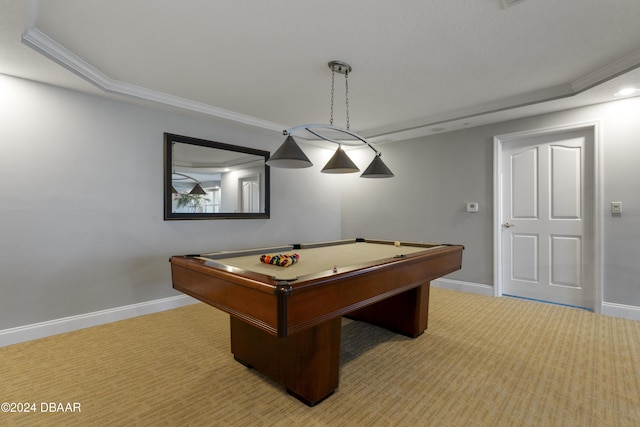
[1,287,639,426]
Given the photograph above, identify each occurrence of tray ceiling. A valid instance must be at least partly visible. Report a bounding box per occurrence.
[3,0,640,143]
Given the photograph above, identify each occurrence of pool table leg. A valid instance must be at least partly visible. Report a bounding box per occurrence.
[347,282,430,338]
[229,316,342,406]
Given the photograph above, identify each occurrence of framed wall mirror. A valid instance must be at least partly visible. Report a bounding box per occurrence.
[164,133,270,220]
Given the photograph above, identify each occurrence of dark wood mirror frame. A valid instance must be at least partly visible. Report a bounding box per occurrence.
[164,133,270,220]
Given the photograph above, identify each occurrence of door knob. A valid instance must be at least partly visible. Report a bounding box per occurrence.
[502,222,515,228]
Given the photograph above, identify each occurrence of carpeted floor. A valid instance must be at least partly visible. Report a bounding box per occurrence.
[1,287,639,426]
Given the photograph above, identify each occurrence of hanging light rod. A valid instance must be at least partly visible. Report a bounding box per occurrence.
[267,61,394,178]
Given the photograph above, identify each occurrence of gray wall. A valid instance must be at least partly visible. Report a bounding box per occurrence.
[0,75,343,329]
[2,73,639,332]
[341,97,640,308]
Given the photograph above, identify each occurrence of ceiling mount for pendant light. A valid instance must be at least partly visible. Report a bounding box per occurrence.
[267,60,394,178]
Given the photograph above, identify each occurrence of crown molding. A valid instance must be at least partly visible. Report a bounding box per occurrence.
[19,7,640,145]
[570,47,640,92]
[365,50,640,142]
[364,83,574,141]
[20,27,285,134]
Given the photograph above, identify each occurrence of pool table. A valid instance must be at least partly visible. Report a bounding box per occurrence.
[170,238,463,405]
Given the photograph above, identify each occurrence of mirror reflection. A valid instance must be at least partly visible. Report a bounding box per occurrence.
[164,133,270,220]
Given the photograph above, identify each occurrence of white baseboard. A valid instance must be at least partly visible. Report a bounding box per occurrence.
[434,279,640,321]
[0,294,200,348]
[432,278,494,296]
[601,301,640,321]
[4,285,636,348]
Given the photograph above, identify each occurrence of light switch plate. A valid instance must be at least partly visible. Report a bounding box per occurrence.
[467,202,479,213]
[611,202,622,214]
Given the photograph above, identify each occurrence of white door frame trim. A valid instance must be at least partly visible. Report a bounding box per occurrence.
[493,121,602,313]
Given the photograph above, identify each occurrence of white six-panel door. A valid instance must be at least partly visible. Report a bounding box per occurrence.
[499,129,594,309]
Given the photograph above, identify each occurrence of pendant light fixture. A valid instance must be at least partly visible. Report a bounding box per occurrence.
[321,145,359,174]
[189,183,207,195]
[266,135,313,168]
[267,61,394,178]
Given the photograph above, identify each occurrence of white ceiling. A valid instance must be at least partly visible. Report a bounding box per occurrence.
[2,0,640,144]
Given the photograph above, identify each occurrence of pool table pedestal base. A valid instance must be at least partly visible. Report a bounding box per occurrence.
[230,282,431,406]
[231,316,342,406]
[347,281,430,338]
